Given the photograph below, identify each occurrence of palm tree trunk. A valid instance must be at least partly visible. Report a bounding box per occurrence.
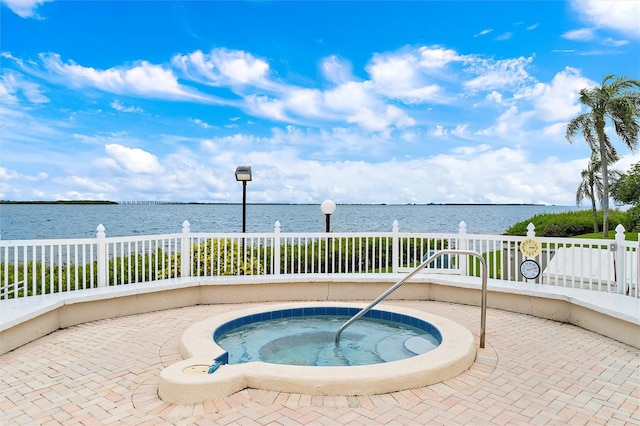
[590,197,598,233]
[598,131,609,237]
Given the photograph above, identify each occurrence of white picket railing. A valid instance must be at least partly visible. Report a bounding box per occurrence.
[1,220,638,300]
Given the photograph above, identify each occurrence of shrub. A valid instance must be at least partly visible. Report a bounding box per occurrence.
[622,205,640,233]
[505,209,627,237]
[163,239,264,277]
[0,261,96,298]
[108,249,169,285]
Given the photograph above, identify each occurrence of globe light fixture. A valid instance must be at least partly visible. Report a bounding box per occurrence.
[320,199,336,232]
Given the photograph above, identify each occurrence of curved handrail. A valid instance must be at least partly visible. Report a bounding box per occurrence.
[334,250,488,348]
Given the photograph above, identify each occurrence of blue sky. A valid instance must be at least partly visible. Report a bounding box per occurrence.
[1,0,639,205]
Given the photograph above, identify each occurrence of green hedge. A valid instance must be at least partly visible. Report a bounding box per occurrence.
[621,205,640,233]
[504,209,628,237]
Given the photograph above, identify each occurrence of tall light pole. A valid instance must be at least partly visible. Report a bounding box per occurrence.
[235,166,252,261]
[320,200,336,232]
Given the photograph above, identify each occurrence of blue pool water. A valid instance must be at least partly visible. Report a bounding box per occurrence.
[214,307,441,366]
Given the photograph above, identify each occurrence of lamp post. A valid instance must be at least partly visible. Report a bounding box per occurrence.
[235,166,252,261]
[320,199,336,232]
[321,200,336,273]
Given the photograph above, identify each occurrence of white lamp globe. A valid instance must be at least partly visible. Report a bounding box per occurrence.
[321,200,336,215]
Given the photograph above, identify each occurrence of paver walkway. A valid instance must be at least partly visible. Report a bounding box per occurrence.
[0,300,638,425]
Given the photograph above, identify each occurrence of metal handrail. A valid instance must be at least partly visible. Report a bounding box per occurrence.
[334,250,488,348]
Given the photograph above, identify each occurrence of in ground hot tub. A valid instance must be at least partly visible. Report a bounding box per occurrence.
[215,305,442,366]
[159,302,476,403]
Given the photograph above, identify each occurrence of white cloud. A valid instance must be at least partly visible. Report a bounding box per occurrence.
[40,53,210,101]
[562,28,596,42]
[202,135,243,152]
[485,91,503,105]
[286,88,325,119]
[451,144,492,156]
[324,81,376,113]
[111,100,143,113]
[464,56,534,91]
[451,125,468,137]
[51,175,117,193]
[1,0,51,18]
[54,190,113,201]
[5,117,633,205]
[0,79,18,103]
[104,144,164,174]
[244,94,289,121]
[321,55,354,84]
[283,148,640,205]
[367,52,441,103]
[417,46,463,69]
[190,118,212,128]
[0,72,49,103]
[572,0,640,39]
[0,167,48,199]
[172,48,274,90]
[474,29,492,37]
[421,147,572,205]
[431,125,447,136]
[0,104,67,147]
[519,67,594,122]
[347,105,415,133]
[0,168,47,198]
[8,42,551,137]
[542,122,569,138]
[0,167,23,180]
[171,47,422,133]
[476,106,533,138]
[601,37,629,47]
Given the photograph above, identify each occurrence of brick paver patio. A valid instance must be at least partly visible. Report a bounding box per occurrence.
[0,300,638,425]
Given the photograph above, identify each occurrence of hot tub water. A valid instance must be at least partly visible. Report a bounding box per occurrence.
[214,308,441,366]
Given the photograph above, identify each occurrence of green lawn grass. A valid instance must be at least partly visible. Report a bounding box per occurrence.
[574,232,638,241]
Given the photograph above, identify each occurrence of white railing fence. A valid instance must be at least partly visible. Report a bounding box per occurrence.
[1,220,637,300]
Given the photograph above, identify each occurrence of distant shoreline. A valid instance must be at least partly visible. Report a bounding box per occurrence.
[1,200,553,206]
[0,200,118,205]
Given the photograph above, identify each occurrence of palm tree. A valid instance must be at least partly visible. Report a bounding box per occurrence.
[576,152,620,233]
[566,75,640,237]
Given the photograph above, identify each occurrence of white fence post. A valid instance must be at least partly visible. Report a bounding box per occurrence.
[392,220,399,273]
[96,224,107,287]
[273,221,281,275]
[614,224,626,294]
[458,221,468,276]
[527,223,536,237]
[181,221,191,278]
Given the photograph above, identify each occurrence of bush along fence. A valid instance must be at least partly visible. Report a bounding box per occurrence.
[1,220,637,300]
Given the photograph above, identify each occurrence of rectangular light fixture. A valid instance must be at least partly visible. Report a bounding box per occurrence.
[235,166,252,181]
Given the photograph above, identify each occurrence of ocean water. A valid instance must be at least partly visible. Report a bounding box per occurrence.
[0,203,584,241]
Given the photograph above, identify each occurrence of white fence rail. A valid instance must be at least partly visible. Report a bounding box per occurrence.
[1,220,637,300]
